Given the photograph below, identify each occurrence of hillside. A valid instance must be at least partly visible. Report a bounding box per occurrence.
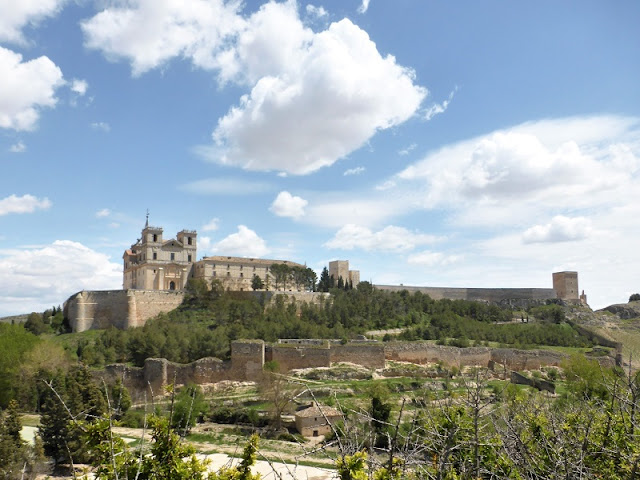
[567,301,640,369]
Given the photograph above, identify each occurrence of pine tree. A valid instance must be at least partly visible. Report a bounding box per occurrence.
[318,267,331,292]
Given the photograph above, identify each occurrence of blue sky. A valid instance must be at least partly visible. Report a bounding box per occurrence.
[1,0,639,315]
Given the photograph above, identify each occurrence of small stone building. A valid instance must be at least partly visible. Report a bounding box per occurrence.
[294,403,343,437]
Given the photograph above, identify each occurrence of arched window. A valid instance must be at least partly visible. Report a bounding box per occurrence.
[169,281,176,290]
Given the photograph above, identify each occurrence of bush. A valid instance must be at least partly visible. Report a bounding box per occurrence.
[629,293,640,302]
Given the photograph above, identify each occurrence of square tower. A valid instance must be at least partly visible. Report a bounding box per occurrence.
[329,260,350,283]
[552,271,579,301]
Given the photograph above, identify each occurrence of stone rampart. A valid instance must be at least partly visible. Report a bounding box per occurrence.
[384,342,568,370]
[384,342,492,367]
[269,344,332,371]
[330,343,386,368]
[230,340,265,381]
[374,285,556,305]
[64,290,184,332]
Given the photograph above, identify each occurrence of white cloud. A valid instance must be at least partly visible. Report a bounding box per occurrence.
[522,215,593,244]
[0,194,51,216]
[0,0,67,44]
[270,191,308,219]
[0,47,65,131]
[213,11,426,174]
[344,166,365,176]
[304,194,412,228]
[423,87,456,121]
[179,177,272,195]
[95,208,111,218]
[90,121,110,132]
[398,143,416,156]
[306,5,328,18]
[358,0,371,14]
[108,222,120,229]
[395,116,640,226]
[202,217,220,231]
[70,78,88,96]
[325,224,440,252]
[0,240,121,316]
[212,225,269,257]
[9,141,26,153]
[407,250,463,267]
[81,0,245,76]
[82,1,425,175]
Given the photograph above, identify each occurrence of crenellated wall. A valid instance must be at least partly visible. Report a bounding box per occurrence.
[64,290,184,332]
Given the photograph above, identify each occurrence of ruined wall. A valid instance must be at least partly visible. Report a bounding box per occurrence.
[374,285,556,304]
[330,343,385,368]
[384,342,568,370]
[385,342,492,367]
[511,371,555,393]
[230,340,265,381]
[269,344,332,371]
[64,290,184,332]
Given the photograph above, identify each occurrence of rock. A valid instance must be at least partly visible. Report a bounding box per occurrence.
[600,303,640,320]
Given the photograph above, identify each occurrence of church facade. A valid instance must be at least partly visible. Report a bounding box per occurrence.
[123,221,307,292]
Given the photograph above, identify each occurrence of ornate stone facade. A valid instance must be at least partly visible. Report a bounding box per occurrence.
[123,220,307,293]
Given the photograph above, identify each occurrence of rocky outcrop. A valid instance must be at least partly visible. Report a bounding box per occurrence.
[600,302,640,320]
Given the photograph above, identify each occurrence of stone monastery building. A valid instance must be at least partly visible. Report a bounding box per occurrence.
[123,219,312,292]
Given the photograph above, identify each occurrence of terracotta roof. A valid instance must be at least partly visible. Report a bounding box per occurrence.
[295,404,342,419]
[200,256,305,268]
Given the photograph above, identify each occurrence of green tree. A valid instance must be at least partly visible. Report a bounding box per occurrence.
[171,384,208,435]
[318,267,331,292]
[24,312,48,336]
[251,274,264,291]
[629,293,640,302]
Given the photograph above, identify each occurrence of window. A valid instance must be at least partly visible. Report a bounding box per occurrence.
[188,255,192,262]
[153,252,157,260]
[153,234,157,242]
[171,253,175,261]
[187,237,192,245]
[240,272,244,278]
[227,272,230,277]
[213,271,216,277]
[240,265,243,270]
[169,281,176,290]
[227,264,230,269]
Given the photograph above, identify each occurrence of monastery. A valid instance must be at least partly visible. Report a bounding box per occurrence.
[63,219,585,333]
[122,216,348,292]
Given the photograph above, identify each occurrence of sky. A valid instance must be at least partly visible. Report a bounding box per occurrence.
[1,0,639,316]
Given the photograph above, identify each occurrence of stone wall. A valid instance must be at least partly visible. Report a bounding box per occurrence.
[268,344,332,371]
[230,340,265,381]
[384,342,567,370]
[64,289,184,332]
[330,343,386,368]
[374,285,557,305]
[385,342,493,367]
[510,371,556,393]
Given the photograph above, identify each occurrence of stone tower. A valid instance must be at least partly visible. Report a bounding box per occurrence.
[552,271,579,302]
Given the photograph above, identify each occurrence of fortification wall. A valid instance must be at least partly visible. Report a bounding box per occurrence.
[374,285,556,304]
[230,340,265,381]
[330,343,386,368]
[385,342,493,367]
[269,344,332,371]
[64,289,184,332]
[384,342,568,370]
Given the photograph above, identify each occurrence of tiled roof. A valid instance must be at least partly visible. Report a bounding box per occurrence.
[295,404,342,419]
[200,256,305,268]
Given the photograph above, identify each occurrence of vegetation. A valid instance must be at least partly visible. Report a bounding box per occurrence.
[630,293,640,302]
